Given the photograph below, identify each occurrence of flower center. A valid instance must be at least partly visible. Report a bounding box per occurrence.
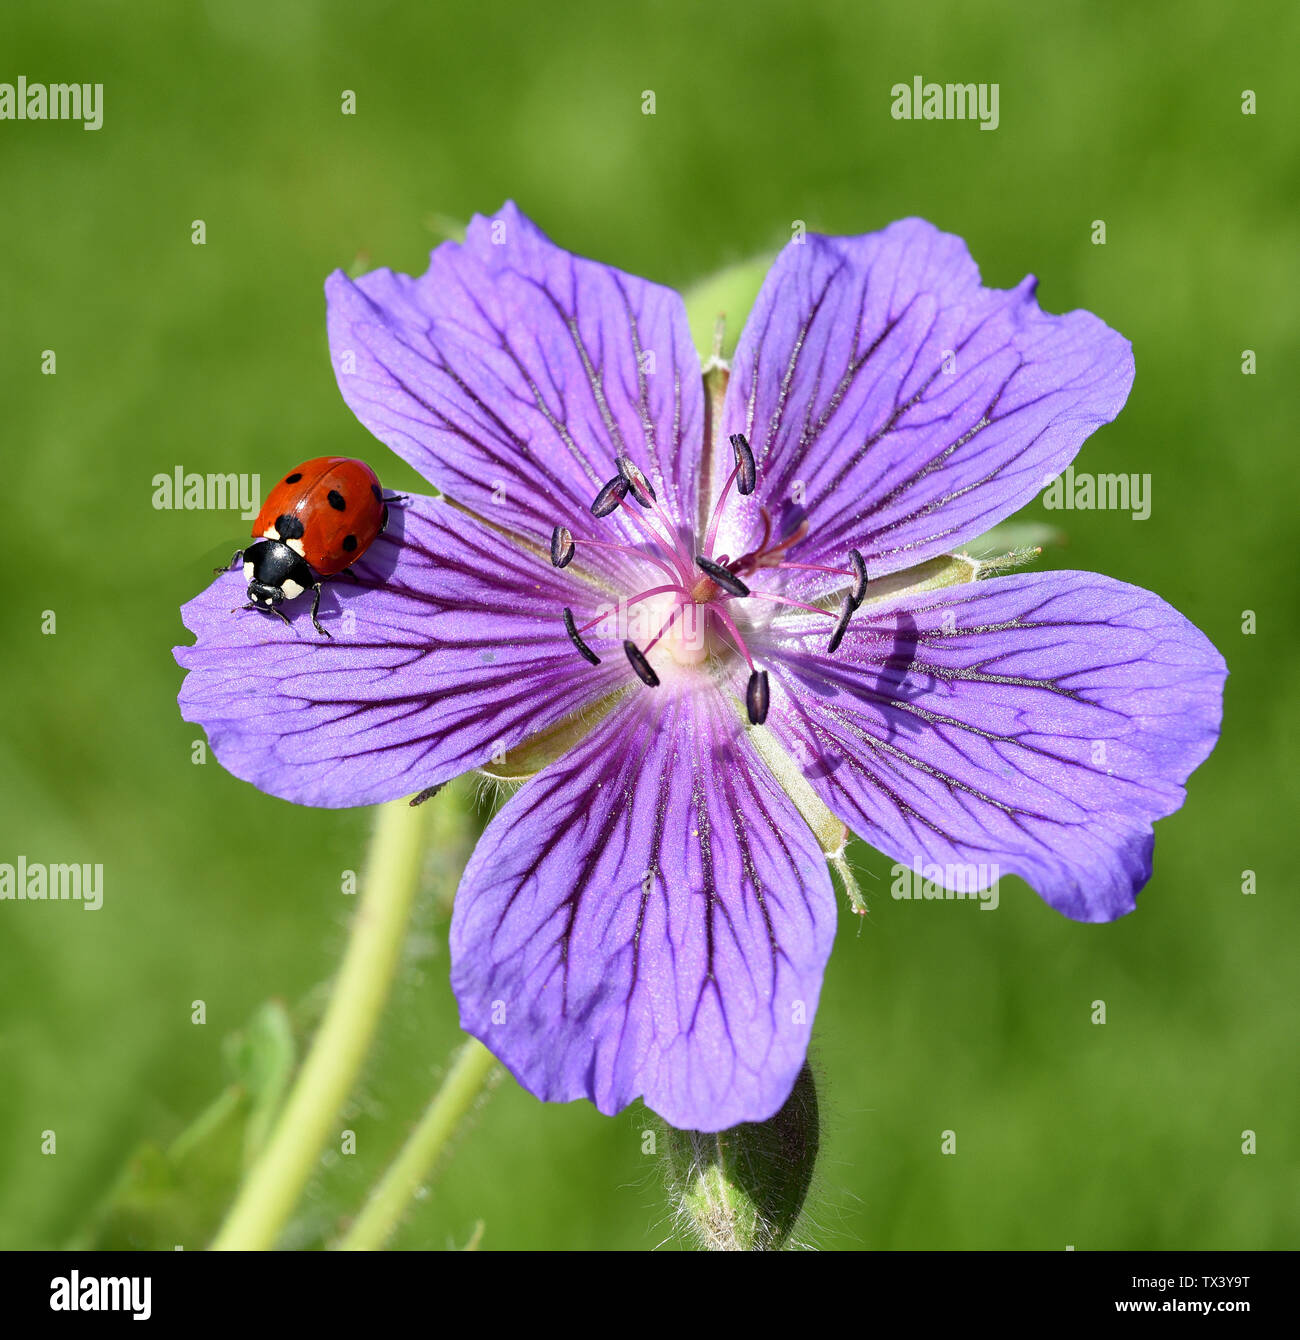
[552,439,870,723]
[641,590,710,667]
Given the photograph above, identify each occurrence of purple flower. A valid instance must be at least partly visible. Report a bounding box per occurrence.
[175,205,1225,1132]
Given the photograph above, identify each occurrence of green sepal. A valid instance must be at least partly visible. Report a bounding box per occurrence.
[476,692,626,783]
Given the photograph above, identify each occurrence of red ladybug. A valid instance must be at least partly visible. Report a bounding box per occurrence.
[221,457,395,637]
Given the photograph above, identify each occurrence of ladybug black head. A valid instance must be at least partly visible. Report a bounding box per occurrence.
[247,579,287,609]
[243,538,314,609]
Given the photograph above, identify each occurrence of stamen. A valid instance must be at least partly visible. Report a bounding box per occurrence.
[590,476,629,517]
[729,433,756,495]
[771,561,852,578]
[634,474,695,563]
[827,595,854,654]
[623,640,660,687]
[767,551,869,601]
[696,555,750,598]
[746,669,770,725]
[707,602,755,670]
[746,591,837,618]
[848,548,868,608]
[702,454,745,555]
[569,535,682,586]
[575,584,681,635]
[408,784,443,807]
[617,457,656,508]
[563,607,601,664]
[616,492,690,581]
[550,525,575,568]
[588,462,691,582]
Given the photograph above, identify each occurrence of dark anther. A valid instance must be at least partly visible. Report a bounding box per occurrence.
[623,639,660,687]
[729,433,756,496]
[696,554,750,597]
[827,595,854,654]
[746,669,770,726]
[409,784,444,807]
[563,607,601,664]
[550,524,576,568]
[617,458,656,507]
[590,475,630,517]
[848,548,868,608]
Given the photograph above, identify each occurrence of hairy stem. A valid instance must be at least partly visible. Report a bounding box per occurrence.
[333,1037,499,1251]
[210,798,431,1250]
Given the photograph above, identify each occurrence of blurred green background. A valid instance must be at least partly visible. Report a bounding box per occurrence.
[2,0,1296,1250]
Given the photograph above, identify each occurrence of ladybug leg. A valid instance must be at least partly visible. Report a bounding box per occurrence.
[378,494,407,535]
[214,549,244,577]
[309,584,332,638]
[230,602,292,630]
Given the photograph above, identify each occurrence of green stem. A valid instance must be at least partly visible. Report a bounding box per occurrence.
[332,1037,498,1251]
[209,799,430,1251]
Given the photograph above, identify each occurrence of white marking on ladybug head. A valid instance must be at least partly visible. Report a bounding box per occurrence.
[281,578,305,601]
[243,561,254,581]
[260,525,305,557]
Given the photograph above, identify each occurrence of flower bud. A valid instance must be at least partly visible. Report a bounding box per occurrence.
[660,1062,820,1251]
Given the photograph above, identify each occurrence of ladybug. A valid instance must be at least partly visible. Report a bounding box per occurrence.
[220,457,396,637]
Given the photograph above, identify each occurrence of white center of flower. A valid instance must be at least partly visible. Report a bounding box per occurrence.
[633,591,712,668]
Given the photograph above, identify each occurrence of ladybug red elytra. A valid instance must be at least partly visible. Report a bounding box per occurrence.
[219,457,399,637]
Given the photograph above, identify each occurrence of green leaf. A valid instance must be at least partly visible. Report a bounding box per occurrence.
[222,999,296,1167]
[66,1002,297,1250]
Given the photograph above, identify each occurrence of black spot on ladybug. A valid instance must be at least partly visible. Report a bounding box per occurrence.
[343,534,358,552]
[275,513,305,539]
[284,472,302,484]
[372,483,383,502]
[328,490,346,511]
